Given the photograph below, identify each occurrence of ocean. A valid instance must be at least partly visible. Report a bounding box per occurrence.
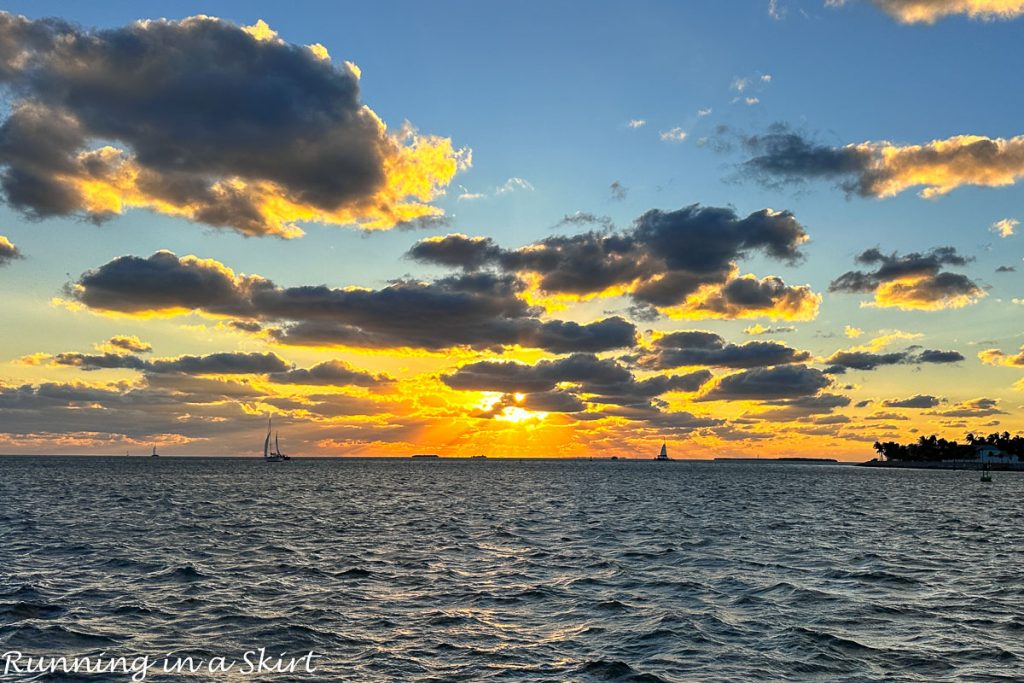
[1,457,1022,681]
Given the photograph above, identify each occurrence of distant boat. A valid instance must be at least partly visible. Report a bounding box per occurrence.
[411,454,440,459]
[655,443,669,461]
[150,446,159,457]
[263,417,290,461]
[981,464,993,483]
[470,455,487,459]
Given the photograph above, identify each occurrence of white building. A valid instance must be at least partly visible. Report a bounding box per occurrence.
[975,444,1020,464]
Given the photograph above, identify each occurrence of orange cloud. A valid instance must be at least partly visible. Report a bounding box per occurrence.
[850,0,1024,24]
[978,345,1024,367]
[661,275,821,321]
[0,14,469,237]
[868,274,986,310]
[853,134,1024,198]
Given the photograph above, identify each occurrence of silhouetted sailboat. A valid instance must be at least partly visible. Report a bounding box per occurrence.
[150,446,159,457]
[656,443,669,461]
[263,417,289,461]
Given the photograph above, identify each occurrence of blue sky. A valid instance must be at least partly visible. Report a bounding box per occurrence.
[0,0,1021,456]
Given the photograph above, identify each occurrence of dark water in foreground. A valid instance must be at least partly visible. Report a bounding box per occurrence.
[2,457,1023,682]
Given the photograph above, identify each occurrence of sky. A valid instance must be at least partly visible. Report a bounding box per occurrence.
[0,0,1022,458]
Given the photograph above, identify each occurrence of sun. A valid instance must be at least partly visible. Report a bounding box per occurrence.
[495,406,547,423]
[476,392,548,423]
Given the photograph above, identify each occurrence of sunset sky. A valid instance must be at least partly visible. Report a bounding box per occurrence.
[1,0,1023,458]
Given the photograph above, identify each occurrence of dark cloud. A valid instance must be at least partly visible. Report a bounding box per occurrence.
[881,394,943,409]
[407,204,817,319]
[441,353,711,418]
[442,354,632,394]
[52,350,290,375]
[47,348,390,388]
[929,398,1007,418]
[228,320,262,333]
[753,393,851,420]
[699,364,831,401]
[268,360,390,387]
[0,380,259,440]
[635,330,810,370]
[735,124,872,193]
[406,234,502,271]
[0,13,463,236]
[0,234,20,265]
[995,265,1016,273]
[70,250,257,315]
[915,349,965,364]
[732,122,1024,200]
[829,247,983,311]
[823,347,964,372]
[609,181,627,201]
[105,336,152,353]
[70,251,638,353]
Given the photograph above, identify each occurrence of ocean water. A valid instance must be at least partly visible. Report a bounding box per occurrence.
[1,457,1023,682]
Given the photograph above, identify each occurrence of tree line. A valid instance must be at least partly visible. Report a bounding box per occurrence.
[872,432,1024,461]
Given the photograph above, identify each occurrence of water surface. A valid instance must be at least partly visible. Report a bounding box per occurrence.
[1,457,1022,681]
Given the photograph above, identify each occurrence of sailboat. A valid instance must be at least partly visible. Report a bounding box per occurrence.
[981,463,993,483]
[656,443,669,461]
[150,446,159,457]
[263,417,290,461]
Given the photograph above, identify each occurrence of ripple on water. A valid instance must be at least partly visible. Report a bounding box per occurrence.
[2,457,1024,681]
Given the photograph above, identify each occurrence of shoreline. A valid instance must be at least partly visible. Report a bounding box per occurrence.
[858,459,1024,472]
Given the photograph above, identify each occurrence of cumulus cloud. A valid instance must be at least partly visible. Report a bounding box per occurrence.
[634,330,810,369]
[753,392,851,420]
[991,218,1018,237]
[101,335,152,353]
[441,352,712,421]
[51,350,290,375]
[0,13,467,237]
[881,394,943,408]
[38,347,391,391]
[978,344,1024,367]
[699,364,832,401]
[736,123,1024,200]
[928,397,1007,417]
[0,381,255,439]
[660,127,688,143]
[829,246,985,310]
[68,251,637,353]
[0,234,20,265]
[408,204,821,321]
[268,360,391,386]
[743,324,796,335]
[823,347,965,372]
[829,0,1024,24]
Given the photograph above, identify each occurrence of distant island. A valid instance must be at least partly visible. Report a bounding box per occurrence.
[714,457,837,463]
[411,454,440,459]
[862,432,1023,470]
